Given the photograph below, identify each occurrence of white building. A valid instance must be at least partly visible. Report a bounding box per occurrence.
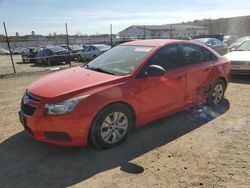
[119,24,209,39]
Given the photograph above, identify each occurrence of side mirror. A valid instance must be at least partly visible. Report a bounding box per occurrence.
[145,65,165,77]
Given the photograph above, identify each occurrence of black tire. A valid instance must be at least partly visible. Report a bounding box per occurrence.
[36,59,42,64]
[46,59,52,66]
[208,79,225,105]
[90,103,134,149]
[77,55,81,61]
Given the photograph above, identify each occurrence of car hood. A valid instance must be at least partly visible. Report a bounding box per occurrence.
[224,51,250,61]
[28,66,125,102]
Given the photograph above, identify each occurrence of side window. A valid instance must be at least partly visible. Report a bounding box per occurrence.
[91,46,97,51]
[182,44,203,64]
[148,45,183,70]
[201,47,217,62]
[43,49,51,56]
[37,50,43,58]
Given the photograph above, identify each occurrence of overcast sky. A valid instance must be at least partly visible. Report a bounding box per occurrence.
[0,0,249,36]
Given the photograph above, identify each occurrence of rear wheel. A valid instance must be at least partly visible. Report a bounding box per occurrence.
[90,104,133,149]
[208,79,225,105]
[36,59,43,64]
[77,55,81,61]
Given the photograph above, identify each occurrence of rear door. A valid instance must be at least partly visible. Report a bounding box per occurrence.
[136,44,187,122]
[181,43,217,105]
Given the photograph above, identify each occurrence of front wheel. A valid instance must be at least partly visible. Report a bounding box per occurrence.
[90,104,133,149]
[208,79,225,105]
[46,59,52,66]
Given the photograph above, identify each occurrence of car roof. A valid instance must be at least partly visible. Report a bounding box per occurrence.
[194,38,218,41]
[120,39,183,47]
[47,46,67,53]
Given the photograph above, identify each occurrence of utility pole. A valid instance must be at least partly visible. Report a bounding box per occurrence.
[144,25,146,39]
[65,23,71,67]
[3,22,16,74]
[110,24,113,46]
[170,24,173,38]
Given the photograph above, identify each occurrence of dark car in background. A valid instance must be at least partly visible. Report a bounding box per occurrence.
[22,47,41,63]
[36,46,71,66]
[194,38,228,55]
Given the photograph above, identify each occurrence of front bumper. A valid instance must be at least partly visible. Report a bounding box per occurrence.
[19,109,92,147]
[231,65,250,74]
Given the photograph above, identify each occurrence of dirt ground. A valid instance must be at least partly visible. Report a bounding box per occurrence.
[0,71,249,188]
[0,55,83,75]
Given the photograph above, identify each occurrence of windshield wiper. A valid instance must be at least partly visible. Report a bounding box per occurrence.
[87,66,115,75]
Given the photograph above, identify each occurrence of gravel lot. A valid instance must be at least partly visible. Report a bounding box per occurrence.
[0,55,83,75]
[0,70,249,187]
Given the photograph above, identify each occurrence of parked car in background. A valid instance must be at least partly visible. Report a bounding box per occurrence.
[22,47,41,63]
[194,38,228,55]
[19,39,230,148]
[224,40,250,74]
[228,36,250,51]
[112,40,135,47]
[223,35,238,46]
[93,44,111,52]
[77,45,100,61]
[0,48,10,55]
[36,46,71,66]
[10,48,21,55]
[77,44,110,61]
[60,44,83,59]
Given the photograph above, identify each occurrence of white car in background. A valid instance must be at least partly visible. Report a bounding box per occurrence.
[224,40,250,74]
[0,48,10,55]
[77,44,111,61]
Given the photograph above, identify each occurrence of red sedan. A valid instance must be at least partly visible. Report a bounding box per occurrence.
[19,39,230,149]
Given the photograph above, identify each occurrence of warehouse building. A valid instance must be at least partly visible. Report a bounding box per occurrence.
[118,24,209,39]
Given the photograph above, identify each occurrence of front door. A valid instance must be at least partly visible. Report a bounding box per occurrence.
[135,44,187,123]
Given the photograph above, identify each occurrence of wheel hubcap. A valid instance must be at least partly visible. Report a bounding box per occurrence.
[100,112,128,144]
[212,83,224,104]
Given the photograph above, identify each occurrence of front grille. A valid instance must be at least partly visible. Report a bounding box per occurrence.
[21,100,37,116]
[20,91,40,116]
[26,91,40,102]
[44,132,72,141]
[231,61,249,65]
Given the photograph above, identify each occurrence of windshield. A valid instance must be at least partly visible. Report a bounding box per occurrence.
[236,40,250,51]
[87,45,153,75]
[235,37,250,45]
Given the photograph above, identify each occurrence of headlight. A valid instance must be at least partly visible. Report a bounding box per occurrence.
[44,95,90,115]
